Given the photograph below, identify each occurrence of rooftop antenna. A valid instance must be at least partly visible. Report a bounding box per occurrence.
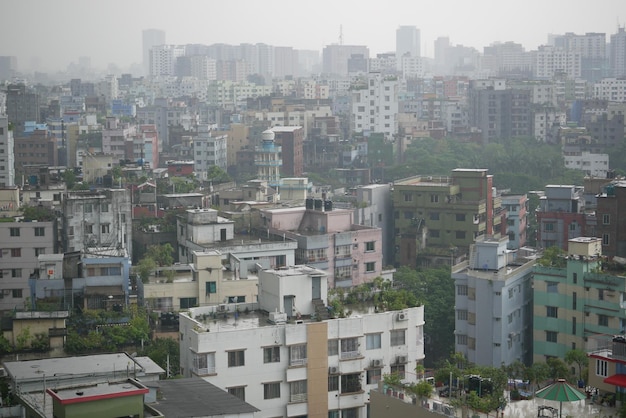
[339,24,343,45]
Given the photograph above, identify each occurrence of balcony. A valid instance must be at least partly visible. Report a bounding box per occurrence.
[192,365,216,376]
[340,350,361,361]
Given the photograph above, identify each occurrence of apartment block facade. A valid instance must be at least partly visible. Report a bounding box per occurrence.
[536,185,587,251]
[392,169,502,268]
[453,237,535,367]
[350,72,399,140]
[0,220,56,312]
[180,267,425,418]
[596,180,626,258]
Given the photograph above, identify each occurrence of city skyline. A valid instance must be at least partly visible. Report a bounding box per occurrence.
[1,0,625,72]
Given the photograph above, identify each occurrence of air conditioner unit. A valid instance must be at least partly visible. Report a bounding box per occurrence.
[329,366,339,374]
[396,312,408,321]
[218,305,227,312]
[371,359,383,368]
[396,355,407,364]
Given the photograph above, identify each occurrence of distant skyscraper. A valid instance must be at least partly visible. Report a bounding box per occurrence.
[0,56,17,82]
[396,26,421,70]
[322,44,369,75]
[611,27,626,77]
[0,116,15,187]
[142,29,166,76]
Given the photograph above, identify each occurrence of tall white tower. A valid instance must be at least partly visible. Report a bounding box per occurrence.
[396,26,421,70]
[142,29,166,76]
[0,116,15,187]
[255,130,282,190]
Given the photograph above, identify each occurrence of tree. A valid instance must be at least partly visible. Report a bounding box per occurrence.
[22,205,56,221]
[62,169,77,189]
[147,244,174,267]
[135,257,156,283]
[525,362,550,391]
[546,357,571,381]
[537,246,566,268]
[565,348,589,383]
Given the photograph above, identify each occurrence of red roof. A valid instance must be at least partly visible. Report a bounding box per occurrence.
[604,374,626,387]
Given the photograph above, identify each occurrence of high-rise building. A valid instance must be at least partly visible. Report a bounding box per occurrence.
[550,32,607,82]
[596,180,626,259]
[0,116,15,187]
[271,126,304,177]
[322,45,369,76]
[611,27,626,77]
[5,83,40,136]
[149,45,185,78]
[255,129,281,189]
[142,29,166,76]
[396,26,420,70]
[193,124,228,181]
[350,72,398,140]
[0,56,17,82]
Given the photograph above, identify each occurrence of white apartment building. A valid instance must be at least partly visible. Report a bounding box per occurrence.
[564,150,609,177]
[190,55,217,81]
[594,78,626,102]
[180,265,425,418]
[351,72,398,140]
[533,109,566,142]
[193,124,227,180]
[535,45,582,79]
[149,45,185,77]
[452,236,535,367]
[0,221,56,312]
[401,56,428,79]
[0,116,15,187]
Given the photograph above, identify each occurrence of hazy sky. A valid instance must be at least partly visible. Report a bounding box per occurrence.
[1,0,625,72]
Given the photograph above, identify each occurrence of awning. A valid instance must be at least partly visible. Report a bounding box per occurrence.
[604,374,626,387]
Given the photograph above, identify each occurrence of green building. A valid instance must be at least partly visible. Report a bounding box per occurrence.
[392,168,502,267]
[533,237,626,363]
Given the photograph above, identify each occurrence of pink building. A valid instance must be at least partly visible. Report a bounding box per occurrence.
[260,203,383,288]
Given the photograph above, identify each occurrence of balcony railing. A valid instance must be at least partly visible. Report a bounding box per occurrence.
[290,358,307,367]
[340,350,361,360]
[290,393,307,403]
[192,366,216,376]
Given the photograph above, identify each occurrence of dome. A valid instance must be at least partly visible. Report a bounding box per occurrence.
[261,129,275,141]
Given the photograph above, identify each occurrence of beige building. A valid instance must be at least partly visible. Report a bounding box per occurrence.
[143,250,259,312]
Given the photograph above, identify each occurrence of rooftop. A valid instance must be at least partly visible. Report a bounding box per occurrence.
[47,379,148,405]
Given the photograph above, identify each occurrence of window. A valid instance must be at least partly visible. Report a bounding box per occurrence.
[572,316,577,335]
[573,273,577,284]
[430,230,440,238]
[596,359,608,377]
[84,203,93,213]
[341,373,361,394]
[290,344,307,366]
[457,285,468,295]
[598,314,609,327]
[290,380,307,403]
[390,329,405,346]
[547,282,558,293]
[34,227,45,237]
[228,350,245,367]
[599,289,605,301]
[101,224,110,234]
[573,292,577,310]
[340,338,359,359]
[179,297,197,309]
[457,310,468,320]
[228,386,245,401]
[263,382,281,399]
[367,368,382,384]
[35,248,45,256]
[603,214,610,225]
[11,269,21,278]
[206,281,216,295]
[544,223,554,232]
[10,248,20,257]
[264,346,280,363]
[546,331,558,343]
[547,306,558,318]
[101,203,109,212]
[192,352,215,375]
[366,333,381,350]
[365,241,375,252]
[85,224,93,234]
[429,212,440,221]
[457,334,468,345]
[456,214,466,221]
[403,211,414,219]
[404,193,412,202]
[430,194,439,203]
[390,364,406,379]
[365,262,375,273]
[328,339,339,356]
[12,289,22,298]
[9,228,19,237]
[603,234,610,246]
[328,375,339,392]
[456,231,466,239]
